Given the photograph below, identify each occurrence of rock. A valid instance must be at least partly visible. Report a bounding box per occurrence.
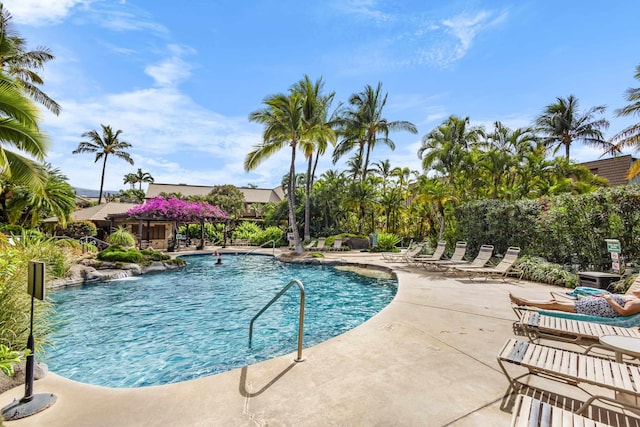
[0,361,48,395]
[344,237,370,250]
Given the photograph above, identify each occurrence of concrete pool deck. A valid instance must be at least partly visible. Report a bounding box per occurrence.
[0,248,591,426]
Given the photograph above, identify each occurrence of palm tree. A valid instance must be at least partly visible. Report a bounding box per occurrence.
[535,95,610,160]
[418,116,483,191]
[246,92,305,254]
[611,64,640,179]
[72,124,134,204]
[6,163,75,227]
[333,82,417,182]
[0,5,60,115]
[123,172,138,189]
[130,168,154,190]
[291,75,336,240]
[415,176,457,241]
[0,75,49,194]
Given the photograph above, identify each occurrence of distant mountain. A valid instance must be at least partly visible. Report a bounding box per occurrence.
[73,187,119,198]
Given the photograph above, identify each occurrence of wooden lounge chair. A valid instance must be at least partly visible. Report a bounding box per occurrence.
[438,244,494,273]
[498,338,640,414]
[517,310,640,345]
[420,241,467,269]
[409,241,447,266]
[510,394,614,427]
[453,246,522,281]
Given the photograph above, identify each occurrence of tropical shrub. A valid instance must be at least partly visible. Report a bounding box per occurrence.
[374,232,402,252]
[0,241,55,354]
[97,245,145,264]
[139,249,171,261]
[58,220,97,239]
[252,226,284,246]
[514,256,579,287]
[0,344,25,377]
[234,221,261,240]
[107,226,136,247]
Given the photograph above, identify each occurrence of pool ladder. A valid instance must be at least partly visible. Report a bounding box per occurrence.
[248,279,305,362]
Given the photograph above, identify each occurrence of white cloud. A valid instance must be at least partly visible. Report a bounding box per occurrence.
[41,84,293,191]
[3,0,90,25]
[144,44,196,87]
[333,0,392,24]
[418,10,508,67]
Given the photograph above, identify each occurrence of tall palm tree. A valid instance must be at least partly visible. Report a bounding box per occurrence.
[72,124,134,204]
[246,92,305,253]
[291,75,336,240]
[0,5,60,115]
[333,82,417,182]
[610,64,640,179]
[535,95,610,160]
[0,75,49,194]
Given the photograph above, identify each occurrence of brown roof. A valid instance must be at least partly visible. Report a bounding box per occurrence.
[43,202,139,223]
[145,183,284,204]
[579,155,639,186]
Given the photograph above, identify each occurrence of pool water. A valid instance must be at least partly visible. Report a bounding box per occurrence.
[44,255,397,388]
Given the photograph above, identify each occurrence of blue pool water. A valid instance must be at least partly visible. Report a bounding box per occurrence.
[45,255,397,388]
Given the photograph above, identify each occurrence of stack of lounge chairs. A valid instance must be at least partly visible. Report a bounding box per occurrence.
[452,246,523,281]
[419,241,468,270]
[381,242,426,263]
[436,244,495,273]
[504,276,640,426]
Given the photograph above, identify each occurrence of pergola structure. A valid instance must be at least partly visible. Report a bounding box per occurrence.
[107,197,229,251]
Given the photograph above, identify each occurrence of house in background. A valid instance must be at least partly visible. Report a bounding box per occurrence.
[144,183,284,218]
[579,155,640,186]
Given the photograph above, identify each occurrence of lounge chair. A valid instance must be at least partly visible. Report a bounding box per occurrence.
[498,338,640,415]
[510,394,616,427]
[327,238,343,251]
[304,239,318,251]
[438,244,494,273]
[420,241,468,269]
[314,238,326,251]
[381,242,426,262]
[453,246,522,281]
[517,309,640,345]
[409,241,447,266]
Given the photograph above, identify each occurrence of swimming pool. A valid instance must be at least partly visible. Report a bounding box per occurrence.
[45,254,397,388]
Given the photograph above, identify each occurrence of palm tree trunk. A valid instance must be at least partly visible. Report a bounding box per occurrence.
[98,155,108,204]
[304,156,313,241]
[362,138,373,182]
[288,144,303,254]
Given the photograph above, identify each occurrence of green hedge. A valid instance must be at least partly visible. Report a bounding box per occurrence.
[455,185,640,270]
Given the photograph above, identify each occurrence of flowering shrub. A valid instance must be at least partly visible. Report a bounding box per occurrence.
[127,196,228,222]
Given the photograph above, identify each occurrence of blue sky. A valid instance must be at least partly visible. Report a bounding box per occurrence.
[6,0,640,192]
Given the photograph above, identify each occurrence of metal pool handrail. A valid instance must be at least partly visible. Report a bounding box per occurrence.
[240,239,277,256]
[248,279,305,362]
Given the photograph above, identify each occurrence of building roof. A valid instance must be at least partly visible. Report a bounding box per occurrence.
[43,202,139,223]
[145,183,284,204]
[579,155,640,187]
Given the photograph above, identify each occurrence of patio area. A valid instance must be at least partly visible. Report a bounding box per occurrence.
[0,248,607,426]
